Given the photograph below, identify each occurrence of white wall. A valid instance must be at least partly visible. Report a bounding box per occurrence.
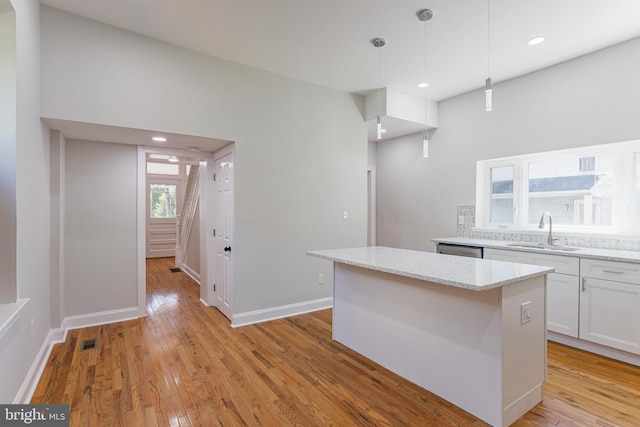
[41,6,367,315]
[0,8,16,304]
[65,139,138,316]
[376,37,640,251]
[0,0,52,403]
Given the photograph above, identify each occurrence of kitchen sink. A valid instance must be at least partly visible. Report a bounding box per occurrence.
[506,243,580,252]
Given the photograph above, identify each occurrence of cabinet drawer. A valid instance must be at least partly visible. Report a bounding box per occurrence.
[525,253,579,276]
[580,258,640,285]
[483,248,526,263]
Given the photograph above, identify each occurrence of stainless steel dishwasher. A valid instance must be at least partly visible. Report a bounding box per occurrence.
[436,243,483,258]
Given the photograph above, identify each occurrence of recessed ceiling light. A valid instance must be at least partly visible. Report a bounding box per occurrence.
[418,82,429,88]
[527,36,545,46]
[381,129,387,133]
[152,136,167,142]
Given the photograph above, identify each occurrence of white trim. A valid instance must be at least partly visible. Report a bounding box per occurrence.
[14,328,64,403]
[0,298,28,341]
[61,307,139,331]
[180,263,201,284]
[231,297,333,328]
[200,298,211,307]
[548,331,640,367]
[137,147,147,317]
[367,167,376,246]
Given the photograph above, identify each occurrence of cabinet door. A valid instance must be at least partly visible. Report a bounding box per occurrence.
[483,248,526,263]
[579,277,640,355]
[546,273,579,337]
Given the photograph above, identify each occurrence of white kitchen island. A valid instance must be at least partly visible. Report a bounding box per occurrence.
[306,246,554,427]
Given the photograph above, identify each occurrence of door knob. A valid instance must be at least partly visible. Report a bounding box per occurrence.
[224,246,231,252]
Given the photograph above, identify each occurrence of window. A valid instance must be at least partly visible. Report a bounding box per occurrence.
[526,154,612,227]
[150,184,177,218]
[147,162,179,175]
[477,140,640,234]
[490,166,514,223]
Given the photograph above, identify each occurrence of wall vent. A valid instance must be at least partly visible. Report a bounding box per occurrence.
[80,338,98,351]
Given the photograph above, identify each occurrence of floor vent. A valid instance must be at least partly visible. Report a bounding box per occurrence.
[170,267,181,273]
[80,338,98,351]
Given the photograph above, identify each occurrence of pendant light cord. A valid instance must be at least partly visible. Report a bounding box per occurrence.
[487,0,491,77]
[377,45,381,119]
[424,15,428,135]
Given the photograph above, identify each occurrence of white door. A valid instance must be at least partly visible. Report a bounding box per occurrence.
[214,150,234,320]
[146,178,181,258]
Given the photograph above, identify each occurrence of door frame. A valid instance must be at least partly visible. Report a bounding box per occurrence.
[367,167,376,246]
[136,146,213,317]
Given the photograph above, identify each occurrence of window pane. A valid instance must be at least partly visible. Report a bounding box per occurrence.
[527,154,613,226]
[150,184,177,218]
[147,162,179,175]
[490,166,513,223]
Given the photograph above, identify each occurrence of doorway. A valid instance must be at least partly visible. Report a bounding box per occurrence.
[137,147,211,318]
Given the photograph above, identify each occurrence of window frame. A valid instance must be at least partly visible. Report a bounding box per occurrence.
[476,139,640,235]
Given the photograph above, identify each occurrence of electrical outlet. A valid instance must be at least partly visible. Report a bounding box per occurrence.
[521,301,532,325]
[30,319,36,338]
[318,274,324,285]
[458,215,465,225]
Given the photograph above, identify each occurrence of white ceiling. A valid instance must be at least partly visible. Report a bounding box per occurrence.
[38,0,640,145]
[41,0,640,101]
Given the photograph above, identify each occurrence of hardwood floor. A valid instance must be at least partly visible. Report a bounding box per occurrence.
[32,257,640,426]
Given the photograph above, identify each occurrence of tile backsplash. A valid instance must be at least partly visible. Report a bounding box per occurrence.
[456,206,640,252]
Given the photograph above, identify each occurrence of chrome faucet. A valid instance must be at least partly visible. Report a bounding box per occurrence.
[538,212,555,245]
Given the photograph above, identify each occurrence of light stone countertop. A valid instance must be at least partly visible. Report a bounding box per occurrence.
[306,246,553,291]
[432,237,640,263]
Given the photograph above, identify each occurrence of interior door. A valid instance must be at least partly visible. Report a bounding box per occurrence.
[146,178,181,258]
[214,151,234,320]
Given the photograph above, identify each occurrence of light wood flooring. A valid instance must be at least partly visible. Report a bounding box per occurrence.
[32,257,640,426]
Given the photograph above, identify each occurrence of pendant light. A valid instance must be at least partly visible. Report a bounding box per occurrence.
[485,0,492,111]
[371,37,386,139]
[417,9,433,158]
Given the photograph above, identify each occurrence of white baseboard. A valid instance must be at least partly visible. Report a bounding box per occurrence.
[231,297,333,328]
[200,298,211,307]
[14,328,65,404]
[61,307,139,331]
[15,307,140,403]
[179,263,200,284]
[548,331,640,367]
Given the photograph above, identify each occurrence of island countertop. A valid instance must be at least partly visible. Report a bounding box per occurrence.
[306,246,553,291]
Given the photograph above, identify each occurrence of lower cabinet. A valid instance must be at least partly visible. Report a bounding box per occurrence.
[546,273,580,337]
[479,247,640,357]
[579,259,640,355]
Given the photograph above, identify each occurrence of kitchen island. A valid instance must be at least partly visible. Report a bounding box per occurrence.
[306,246,554,427]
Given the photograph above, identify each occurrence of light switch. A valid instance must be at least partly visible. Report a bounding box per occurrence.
[521,301,532,325]
[342,211,348,220]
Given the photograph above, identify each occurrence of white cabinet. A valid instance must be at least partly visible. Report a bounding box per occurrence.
[484,248,526,263]
[484,249,580,337]
[579,259,640,355]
